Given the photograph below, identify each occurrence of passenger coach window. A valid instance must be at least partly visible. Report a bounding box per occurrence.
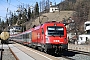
[26,34,29,38]
[29,32,32,39]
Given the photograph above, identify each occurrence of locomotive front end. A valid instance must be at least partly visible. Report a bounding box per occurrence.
[44,22,68,53]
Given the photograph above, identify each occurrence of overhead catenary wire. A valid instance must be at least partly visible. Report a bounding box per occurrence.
[2,0,17,8]
[0,0,44,20]
[1,0,37,12]
[1,0,18,21]
[1,0,41,12]
[0,0,9,12]
[0,1,9,20]
[16,0,37,7]
[2,0,15,14]
[0,3,6,9]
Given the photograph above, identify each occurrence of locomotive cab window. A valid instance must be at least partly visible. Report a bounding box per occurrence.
[47,26,64,36]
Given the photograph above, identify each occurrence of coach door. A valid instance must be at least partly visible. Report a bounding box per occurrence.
[29,32,32,44]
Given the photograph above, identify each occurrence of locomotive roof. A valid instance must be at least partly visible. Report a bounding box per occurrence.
[44,21,65,26]
[34,21,64,28]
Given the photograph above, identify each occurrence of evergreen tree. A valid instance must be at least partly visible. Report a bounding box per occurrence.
[5,18,9,26]
[13,15,18,25]
[35,2,39,17]
[0,18,1,24]
[1,21,5,30]
[28,7,31,20]
[19,13,22,20]
[31,10,34,18]
[21,8,27,23]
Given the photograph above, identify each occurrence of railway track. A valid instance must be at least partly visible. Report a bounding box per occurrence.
[58,49,90,60]
[11,42,90,60]
[1,41,90,60]
[68,49,90,56]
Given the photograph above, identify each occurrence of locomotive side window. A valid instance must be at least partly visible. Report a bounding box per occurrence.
[47,26,64,36]
[42,29,44,34]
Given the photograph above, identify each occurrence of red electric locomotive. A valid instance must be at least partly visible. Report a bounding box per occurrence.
[10,21,68,54]
[31,21,68,54]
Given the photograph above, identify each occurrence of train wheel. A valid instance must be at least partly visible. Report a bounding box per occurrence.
[44,47,48,53]
[44,48,52,54]
[38,47,43,52]
[40,47,44,52]
[58,51,63,55]
[44,45,51,54]
[44,49,46,53]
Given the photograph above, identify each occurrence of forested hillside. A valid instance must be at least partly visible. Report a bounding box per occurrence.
[59,0,90,33]
[0,0,90,33]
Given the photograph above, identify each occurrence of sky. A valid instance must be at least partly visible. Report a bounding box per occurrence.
[0,0,63,21]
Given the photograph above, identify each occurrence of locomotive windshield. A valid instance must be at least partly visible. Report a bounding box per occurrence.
[47,26,64,36]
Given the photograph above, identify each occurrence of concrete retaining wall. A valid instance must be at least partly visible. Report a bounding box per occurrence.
[68,44,90,52]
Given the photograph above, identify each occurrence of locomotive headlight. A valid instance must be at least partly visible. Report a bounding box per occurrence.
[54,40,60,42]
